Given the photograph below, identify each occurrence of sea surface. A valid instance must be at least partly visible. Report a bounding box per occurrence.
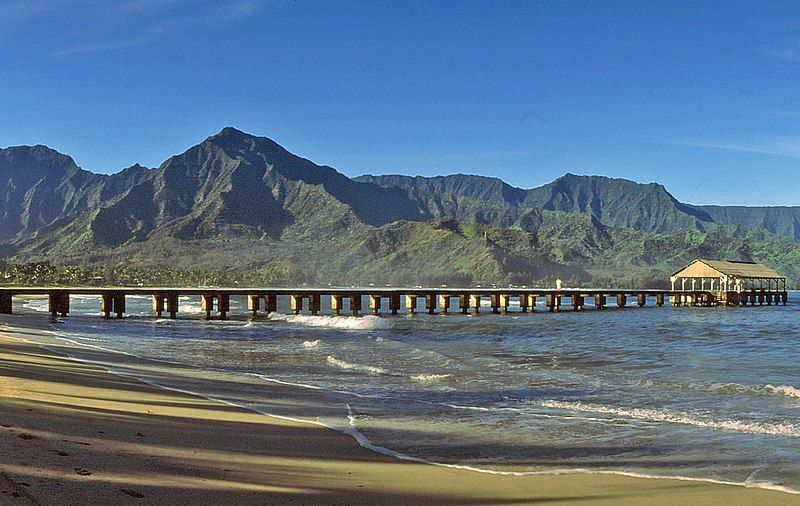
[10,294,800,494]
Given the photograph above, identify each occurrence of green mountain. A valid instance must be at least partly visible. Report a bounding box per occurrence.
[1,128,798,287]
[0,145,151,240]
[358,173,717,234]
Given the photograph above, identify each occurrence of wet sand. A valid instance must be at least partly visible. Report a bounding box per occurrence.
[0,329,796,505]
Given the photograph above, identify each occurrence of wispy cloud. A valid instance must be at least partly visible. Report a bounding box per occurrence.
[0,0,70,24]
[766,47,800,64]
[52,0,265,56]
[54,34,156,57]
[661,138,800,159]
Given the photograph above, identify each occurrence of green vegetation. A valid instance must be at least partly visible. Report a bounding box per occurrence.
[0,128,798,288]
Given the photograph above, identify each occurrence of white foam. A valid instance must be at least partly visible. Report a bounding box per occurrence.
[411,373,453,382]
[343,405,799,494]
[270,313,391,330]
[5,327,798,496]
[326,355,387,374]
[765,384,800,399]
[302,339,320,348]
[541,400,800,437]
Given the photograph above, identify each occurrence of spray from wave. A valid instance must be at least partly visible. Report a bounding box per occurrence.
[270,313,391,330]
[765,384,800,399]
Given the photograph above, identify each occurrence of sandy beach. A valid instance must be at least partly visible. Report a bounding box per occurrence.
[0,327,796,505]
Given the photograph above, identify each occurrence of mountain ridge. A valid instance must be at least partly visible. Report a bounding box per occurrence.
[0,127,797,287]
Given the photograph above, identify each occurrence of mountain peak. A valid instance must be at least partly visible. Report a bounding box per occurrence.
[0,144,80,175]
[212,126,252,139]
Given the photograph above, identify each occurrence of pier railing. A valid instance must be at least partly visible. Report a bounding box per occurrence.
[0,287,788,319]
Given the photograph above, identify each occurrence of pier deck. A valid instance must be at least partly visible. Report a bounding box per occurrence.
[0,286,788,319]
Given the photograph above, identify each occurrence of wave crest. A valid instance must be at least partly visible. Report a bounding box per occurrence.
[326,355,387,374]
[411,373,454,382]
[541,400,800,437]
[270,314,391,330]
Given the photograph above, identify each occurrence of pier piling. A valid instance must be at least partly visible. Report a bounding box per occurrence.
[48,292,69,317]
[438,295,450,314]
[405,295,417,315]
[370,294,382,316]
[247,295,261,316]
[331,295,343,316]
[0,293,12,314]
[310,293,321,316]
[290,295,303,315]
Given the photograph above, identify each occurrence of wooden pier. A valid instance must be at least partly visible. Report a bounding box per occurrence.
[0,286,788,320]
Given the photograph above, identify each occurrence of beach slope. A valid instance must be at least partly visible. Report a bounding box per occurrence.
[0,332,795,505]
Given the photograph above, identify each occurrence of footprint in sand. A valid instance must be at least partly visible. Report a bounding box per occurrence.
[74,468,92,476]
[120,488,144,498]
[17,433,35,440]
[52,450,69,457]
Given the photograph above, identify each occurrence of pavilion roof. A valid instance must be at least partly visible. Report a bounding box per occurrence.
[671,259,785,279]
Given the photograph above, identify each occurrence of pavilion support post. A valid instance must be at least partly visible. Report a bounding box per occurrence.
[438,295,450,314]
[571,294,582,311]
[527,295,537,311]
[247,295,261,316]
[331,295,343,316]
[370,295,382,316]
[0,293,12,315]
[405,295,417,315]
[656,294,665,307]
[637,294,646,307]
[616,294,627,308]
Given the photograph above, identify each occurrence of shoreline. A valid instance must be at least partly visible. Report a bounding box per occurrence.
[0,320,797,504]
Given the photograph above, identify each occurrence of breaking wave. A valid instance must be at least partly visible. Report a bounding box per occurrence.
[326,355,388,375]
[411,373,454,382]
[270,313,391,330]
[541,400,800,437]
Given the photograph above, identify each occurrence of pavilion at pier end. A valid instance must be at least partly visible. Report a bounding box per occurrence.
[669,258,788,306]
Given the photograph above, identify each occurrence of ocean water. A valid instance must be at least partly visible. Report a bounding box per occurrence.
[10,294,800,494]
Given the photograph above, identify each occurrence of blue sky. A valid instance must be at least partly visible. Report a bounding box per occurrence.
[1,1,800,205]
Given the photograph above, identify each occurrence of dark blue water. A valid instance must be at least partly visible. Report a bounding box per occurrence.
[14,294,800,494]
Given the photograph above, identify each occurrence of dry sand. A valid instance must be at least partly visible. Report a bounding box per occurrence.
[0,329,796,505]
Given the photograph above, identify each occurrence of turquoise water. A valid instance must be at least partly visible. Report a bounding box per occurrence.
[12,294,800,493]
